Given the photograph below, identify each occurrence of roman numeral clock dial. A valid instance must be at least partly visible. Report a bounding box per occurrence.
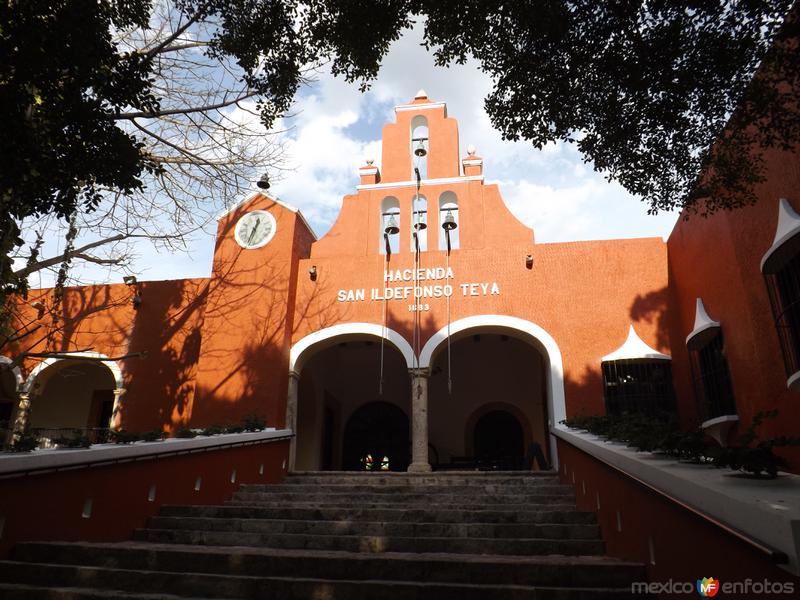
[234,210,277,249]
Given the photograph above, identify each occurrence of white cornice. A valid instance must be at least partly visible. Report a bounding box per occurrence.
[462,159,483,166]
[356,175,483,191]
[601,325,671,361]
[685,298,721,351]
[216,191,317,241]
[395,102,446,113]
[761,198,800,273]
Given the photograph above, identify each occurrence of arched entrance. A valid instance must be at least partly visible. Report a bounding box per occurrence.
[289,324,414,471]
[342,401,409,471]
[21,354,123,445]
[473,409,525,470]
[420,315,565,469]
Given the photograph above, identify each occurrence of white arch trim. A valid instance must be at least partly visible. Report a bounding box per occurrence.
[22,351,124,394]
[289,323,415,373]
[419,314,566,467]
[0,356,23,391]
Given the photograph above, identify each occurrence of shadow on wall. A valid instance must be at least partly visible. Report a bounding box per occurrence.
[629,286,670,352]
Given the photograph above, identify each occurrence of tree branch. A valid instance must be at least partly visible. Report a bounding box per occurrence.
[114,91,258,120]
[14,234,126,278]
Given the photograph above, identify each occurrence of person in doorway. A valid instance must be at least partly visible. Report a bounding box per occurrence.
[524,441,551,471]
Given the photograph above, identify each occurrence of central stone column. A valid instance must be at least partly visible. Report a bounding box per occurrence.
[286,370,300,471]
[407,368,431,472]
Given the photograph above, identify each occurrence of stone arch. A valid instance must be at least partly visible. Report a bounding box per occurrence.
[419,314,565,466]
[463,401,533,457]
[290,323,415,374]
[22,351,124,394]
[0,356,23,392]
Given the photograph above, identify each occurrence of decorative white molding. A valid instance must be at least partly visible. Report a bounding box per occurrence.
[22,351,124,394]
[395,101,446,113]
[686,298,721,351]
[601,325,671,361]
[0,356,23,391]
[700,414,739,446]
[358,167,378,175]
[415,89,427,99]
[356,175,483,191]
[462,159,483,167]
[761,198,800,273]
[289,322,415,373]
[787,369,800,392]
[418,314,566,467]
[216,191,318,241]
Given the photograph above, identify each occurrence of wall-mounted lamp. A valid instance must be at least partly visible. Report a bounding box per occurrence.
[525,254,534,269]
[309,266,317,281]
[123,275,137,286]
[257,173,270,190]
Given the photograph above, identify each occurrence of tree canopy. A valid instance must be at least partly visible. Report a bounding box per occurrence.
[2,0,799,296]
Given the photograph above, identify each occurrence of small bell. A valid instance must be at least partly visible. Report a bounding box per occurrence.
[414,140,427,157]
[256,173,270,190]
[384,214,400,235]
[441,209,457,231]
[413,220,427,231]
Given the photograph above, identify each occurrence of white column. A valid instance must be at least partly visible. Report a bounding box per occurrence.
[111,388,126,429]
[407,368,431,472]
[286,370,300,471]
[11,392,31,444]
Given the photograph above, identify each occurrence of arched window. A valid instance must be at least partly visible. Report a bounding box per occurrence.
[438,191,459,250]
[380,196,400,254]
[411,194,427,252]
[411,115,428,180]
[762,198,800,390]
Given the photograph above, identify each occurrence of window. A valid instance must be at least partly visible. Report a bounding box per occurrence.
[689,332,736,421]
[411,115,428,179]
[602,360,676,417]
[438,191,460,251]
[380,196,400,254]
[762,198,800,389]
[410,195,427,251]
[764,238,800,385]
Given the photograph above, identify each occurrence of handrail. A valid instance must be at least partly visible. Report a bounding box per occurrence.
[0,431,294,480]
[556,430,789,565]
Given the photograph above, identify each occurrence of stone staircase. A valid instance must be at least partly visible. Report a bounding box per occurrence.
[0,471,649,599]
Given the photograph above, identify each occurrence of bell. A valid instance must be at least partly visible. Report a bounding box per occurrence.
[414,140,427,157]
[256,173,270,190]
[441,209,458,231]
[413,221,427,231]
[384,214,400,235]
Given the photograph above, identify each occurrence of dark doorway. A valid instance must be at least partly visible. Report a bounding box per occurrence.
[342,401,409,471]
[474,410,524,469]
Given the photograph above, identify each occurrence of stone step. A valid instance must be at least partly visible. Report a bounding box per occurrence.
[224,500,580,512]
[158,504,598,525]
[243,483,570,494]
[233,486,575,504]
[0,563,648,599]
[284,472,558,485]
[9,542,646,588]
[133,528,606,556]
[146,516,602,540]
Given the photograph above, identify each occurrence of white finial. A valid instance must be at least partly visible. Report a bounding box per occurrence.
[365,158,374,166]
[415,88,427,99]
[467,144,476,156]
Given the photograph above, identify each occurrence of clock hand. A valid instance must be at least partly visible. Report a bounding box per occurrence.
[247,218,261,244]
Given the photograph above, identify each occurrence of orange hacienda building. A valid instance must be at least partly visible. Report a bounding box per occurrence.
[2,90,800,478]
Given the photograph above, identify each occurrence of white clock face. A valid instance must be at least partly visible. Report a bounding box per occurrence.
[234,210,276,249]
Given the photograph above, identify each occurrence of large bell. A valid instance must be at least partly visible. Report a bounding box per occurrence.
[414,140,427,157]
[256,173,270,190]
[413,220,427,231]
[384,214,400,235]
[441,209,458,231]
